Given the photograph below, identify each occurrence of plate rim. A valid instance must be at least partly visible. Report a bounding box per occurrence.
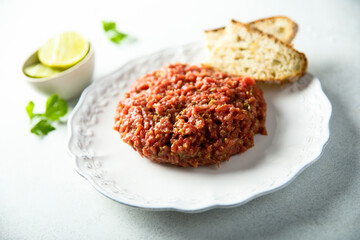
[67,42,332,213]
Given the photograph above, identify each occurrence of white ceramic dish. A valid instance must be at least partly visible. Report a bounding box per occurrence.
[67,43,332,213]
[22,44,95,100]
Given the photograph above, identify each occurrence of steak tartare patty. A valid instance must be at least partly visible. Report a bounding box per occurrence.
[114,63,267,167]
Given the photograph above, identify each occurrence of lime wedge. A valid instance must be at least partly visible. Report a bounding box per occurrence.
[24,63,61,78]
[38,32,90,69]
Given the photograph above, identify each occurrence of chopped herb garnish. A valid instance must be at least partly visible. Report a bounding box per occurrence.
[44,95,68,121]
[30,119,56,136]
[26,94,68,136]
[102,21,128,44]
[26,101,35,119]
[102,21,116,32]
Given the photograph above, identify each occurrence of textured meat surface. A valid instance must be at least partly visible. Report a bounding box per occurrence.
[114,63,267,167]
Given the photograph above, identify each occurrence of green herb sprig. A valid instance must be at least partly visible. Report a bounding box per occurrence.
[26,94,68,136]
[102,20,128,44]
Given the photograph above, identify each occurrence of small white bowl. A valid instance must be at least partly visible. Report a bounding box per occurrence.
[22,44,95,100]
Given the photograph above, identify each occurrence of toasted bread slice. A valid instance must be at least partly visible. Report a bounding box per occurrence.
[249,16,298,43]
[205,27,226,51]
[205,16,298,51]
[204,20,307,83]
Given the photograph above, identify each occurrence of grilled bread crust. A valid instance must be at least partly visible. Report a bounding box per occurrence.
[204,19,307,83]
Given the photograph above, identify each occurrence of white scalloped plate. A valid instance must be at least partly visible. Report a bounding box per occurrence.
[67,43,332,213]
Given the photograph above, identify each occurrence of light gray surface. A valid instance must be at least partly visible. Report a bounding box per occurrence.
[0,0,359,239]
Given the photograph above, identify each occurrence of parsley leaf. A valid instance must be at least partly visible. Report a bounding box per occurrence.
[102,21,116,32]
[45,94,68,121]
[26,94,68,136]
[30,119,56,136]
[102,21,128,44]
[107,30,127,44]
[26,101,35,120]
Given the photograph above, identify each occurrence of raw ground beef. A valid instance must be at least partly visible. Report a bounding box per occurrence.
[114,63,267,167]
